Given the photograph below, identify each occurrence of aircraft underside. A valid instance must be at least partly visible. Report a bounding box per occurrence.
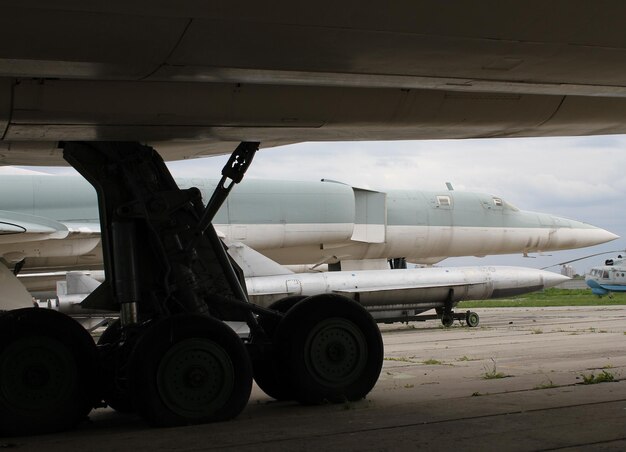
[0,141,384,435]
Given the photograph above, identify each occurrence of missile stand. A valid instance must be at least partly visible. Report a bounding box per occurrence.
[434,290,480,328]
[0,142,383,435]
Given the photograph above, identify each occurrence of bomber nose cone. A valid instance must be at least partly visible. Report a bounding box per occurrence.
[546,215,619,250]
[573,225,619,248]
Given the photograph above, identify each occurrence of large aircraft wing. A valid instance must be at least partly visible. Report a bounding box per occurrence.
[0,210,70,243]
[0,211,100,245]
[2,3,626,164]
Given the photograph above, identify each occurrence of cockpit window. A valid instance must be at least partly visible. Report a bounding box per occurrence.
[436,195,451,207]
[503,200,519,211]
[485,196,520,211]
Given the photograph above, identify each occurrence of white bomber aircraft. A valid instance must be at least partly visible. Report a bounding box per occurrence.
[0,172,590,330]
[0,174,616,280]
[3,2,626,435]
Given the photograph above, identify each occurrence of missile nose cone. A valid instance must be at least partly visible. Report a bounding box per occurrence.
[540,270,570,289]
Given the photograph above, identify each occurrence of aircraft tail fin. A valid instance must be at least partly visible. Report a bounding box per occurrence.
[61,271,102,295]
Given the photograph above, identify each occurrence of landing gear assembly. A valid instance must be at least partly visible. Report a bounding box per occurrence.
[0,141,384,435]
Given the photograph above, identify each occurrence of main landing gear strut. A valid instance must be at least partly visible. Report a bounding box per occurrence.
[0,141,384,435]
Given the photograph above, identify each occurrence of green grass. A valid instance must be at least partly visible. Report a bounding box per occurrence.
[482,358,509,379]
[580,370,615,385]
[384,356,417,363]
[458,288,626,308]
[422,359,442,365]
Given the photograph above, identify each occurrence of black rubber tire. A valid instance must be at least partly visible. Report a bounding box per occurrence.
[441,314,454,327]
[274,294,383,405]
[96,319,134,413]
[97,318,122,346]
[465,311,480,328]
[257,295,307,338]
[268,295,307,314]
[253,295,307,400]
[0,308,98,436]
[128,314,252,427]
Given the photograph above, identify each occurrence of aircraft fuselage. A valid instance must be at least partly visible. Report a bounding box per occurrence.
[0,175,616,271]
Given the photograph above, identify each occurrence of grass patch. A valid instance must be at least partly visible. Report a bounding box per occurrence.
[471,391,482,397]
[581,370,615,385]
[483,369,507,379]
[422,359,442,365]
[457,355,480,362]
[458,288,626,308]
[531,328,543,334]
[384,356,418,363]
[534,374,557,390]
[534,382,557,390]
[482,358,509,380]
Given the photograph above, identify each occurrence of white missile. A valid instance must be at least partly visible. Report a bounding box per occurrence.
[245,265,569,323]
[32,264,567,327]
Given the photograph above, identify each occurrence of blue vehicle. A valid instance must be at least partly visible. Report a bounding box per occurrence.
[586,256,626,296]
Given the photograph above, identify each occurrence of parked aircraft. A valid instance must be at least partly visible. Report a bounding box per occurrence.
[3,2,626,436]
[0,174,616,277]
[585,256,626,296]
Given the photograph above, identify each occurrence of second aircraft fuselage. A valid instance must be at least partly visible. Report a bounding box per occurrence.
[0,175,617,271]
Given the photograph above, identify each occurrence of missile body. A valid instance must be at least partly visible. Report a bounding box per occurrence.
[246,266,568,322]
[34,266,566,324]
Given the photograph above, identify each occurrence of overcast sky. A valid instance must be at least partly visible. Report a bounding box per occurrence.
[21,134,626,275]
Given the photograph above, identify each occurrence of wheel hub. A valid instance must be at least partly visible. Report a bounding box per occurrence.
[304,318,367,387]
[185,366,209,388]
[326,342,346,362]
[157,338,234,418]
[0,336,76,412]
[24,366,50,388]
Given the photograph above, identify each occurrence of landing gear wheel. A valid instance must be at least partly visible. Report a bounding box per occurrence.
[258,295,307,338]
[268,295,307,315]
[253,295,307,400]
[0,308,98,436]
[465,311,480,328]
[128,314,252,427]
[97,319,134,413]
[97,318,122,346]
[441,313,455,327]
[275,294,383,405]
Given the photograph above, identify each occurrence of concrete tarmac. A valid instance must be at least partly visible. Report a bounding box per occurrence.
[3,306,626,451]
